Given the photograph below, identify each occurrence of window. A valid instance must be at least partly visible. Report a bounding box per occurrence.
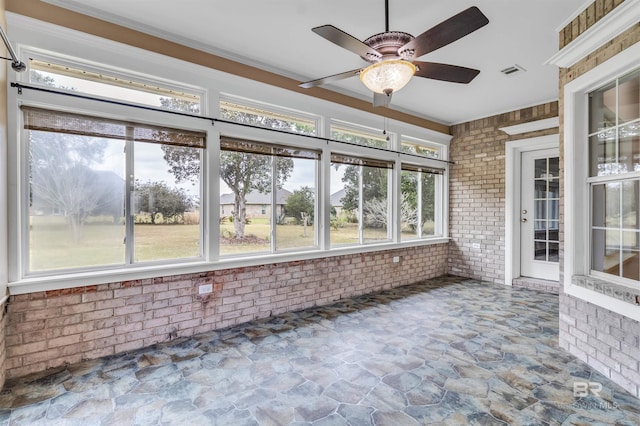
[330,154,392,246]
[401,139,441,158]
[331,122,388,149]
[23,107,204,275]
[589,68,640,282]
[219,137,319,256]
[29,58,203,114]
[400,165,443,240]
[220,99,317,135]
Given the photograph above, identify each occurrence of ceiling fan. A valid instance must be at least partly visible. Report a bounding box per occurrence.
[299,1,489,107]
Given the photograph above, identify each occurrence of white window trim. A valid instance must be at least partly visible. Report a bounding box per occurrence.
[563,41,640,321]
[6,13,452,295]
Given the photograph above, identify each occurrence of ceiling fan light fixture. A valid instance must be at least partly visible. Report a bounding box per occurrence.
[359,59,416,95]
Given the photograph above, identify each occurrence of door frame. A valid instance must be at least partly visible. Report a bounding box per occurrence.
[505,134,559,285]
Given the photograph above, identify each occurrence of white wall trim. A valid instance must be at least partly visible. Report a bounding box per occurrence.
[563,39,640,320]
[546,0,640,68]
[505,134,559,286]
[499,117,559,135]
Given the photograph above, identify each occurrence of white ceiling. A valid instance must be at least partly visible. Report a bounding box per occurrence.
[44,0,586,125]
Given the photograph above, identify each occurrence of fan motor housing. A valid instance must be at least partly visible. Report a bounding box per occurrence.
[362,31,414,62]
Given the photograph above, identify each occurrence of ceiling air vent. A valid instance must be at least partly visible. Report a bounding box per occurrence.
[500,64,526,75]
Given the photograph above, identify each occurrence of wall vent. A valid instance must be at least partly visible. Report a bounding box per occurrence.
[500,64,526,75]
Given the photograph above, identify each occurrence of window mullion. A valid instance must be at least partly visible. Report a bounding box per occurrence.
[359,166,364,245]
[125,126,135,265]
[271,155,277,253]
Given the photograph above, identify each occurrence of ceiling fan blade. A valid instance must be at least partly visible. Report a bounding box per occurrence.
[399,7,489,59]
[373,91,392,108]
[413,61,480,84]
[312,25,382,61]
[299,68,361,89]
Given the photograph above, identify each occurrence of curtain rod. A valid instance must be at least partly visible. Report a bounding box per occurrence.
[0,25,25,72]
[11,82,454,165]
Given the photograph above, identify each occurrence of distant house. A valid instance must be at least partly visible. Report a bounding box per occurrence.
[330,188,346,216]
[220,188,292,219]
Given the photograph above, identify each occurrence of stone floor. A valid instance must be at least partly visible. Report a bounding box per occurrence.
[0,276,639,425]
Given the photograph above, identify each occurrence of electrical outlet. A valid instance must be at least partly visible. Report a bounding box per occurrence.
[199,284,213,295]
[393,256,400,263]
[472,243,481,249]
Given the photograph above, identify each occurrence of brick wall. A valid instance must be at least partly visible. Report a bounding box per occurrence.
[559,296,640,397]
[558,0,640,399]
[4,243,447,379]
[448,102,559,284]
[560,0,626,48]
[0,300,7,387]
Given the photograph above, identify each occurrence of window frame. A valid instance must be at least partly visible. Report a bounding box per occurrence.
[7,37,450,293]
[563,40,640,317]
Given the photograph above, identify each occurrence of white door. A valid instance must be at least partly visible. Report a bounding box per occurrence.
[520,148,560,280]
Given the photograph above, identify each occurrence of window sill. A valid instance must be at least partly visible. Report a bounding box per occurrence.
[571,274,640,307]
[8,237,450,295]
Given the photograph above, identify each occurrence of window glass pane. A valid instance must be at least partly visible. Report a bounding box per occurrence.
[219,151,272,256]
[133,143,201,262]
[401,141,439,158]
[362,166,390,242]
[29,130,126,272]
[590,134,617,177]
[421,173,436,236]
[620,126,640,174]
[622,180,639,228]
[400,170,419,241]
[220,101,316,135]
[330,162,359,246]
[589,81,616,133]
[331,124,388,149]
[29,60,202,113]
[276,157,316,251]
[621,231,640,281]
[618,69,640,125]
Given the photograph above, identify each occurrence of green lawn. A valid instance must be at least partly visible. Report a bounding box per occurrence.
[29,215,435,271]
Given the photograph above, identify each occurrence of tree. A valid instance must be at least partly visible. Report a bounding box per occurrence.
[285,186,314,224]
[340,165,388,214]
[220,153,292,238]
[161,103,299,239]
[30,134,114,241]
[134,180,193,224]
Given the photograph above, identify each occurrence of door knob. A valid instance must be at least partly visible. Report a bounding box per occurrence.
[521,218,527,223]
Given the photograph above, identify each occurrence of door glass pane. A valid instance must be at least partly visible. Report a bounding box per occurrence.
[534,159,547,178]
[534,180,547,198]
[548,242,559,262]
[29,131,126,272]
[535,200,547,220]
[548,157,559,177]
[134,142,201,262]
[534,241,547,261]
